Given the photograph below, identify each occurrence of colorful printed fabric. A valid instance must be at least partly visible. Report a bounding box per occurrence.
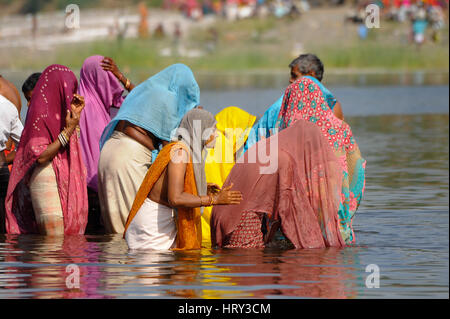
[243,75,336,154]
[211,119,345,249]
[223,212,265,248]
[275,76,366,244]
[5,64,88,235]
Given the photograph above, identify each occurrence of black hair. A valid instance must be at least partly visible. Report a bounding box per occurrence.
[289,54,324,82]
[21,72,42,94]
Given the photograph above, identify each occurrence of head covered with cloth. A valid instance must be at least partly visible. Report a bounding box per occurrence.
[211,119,345,249]
[124,108,217,250]
[202,106,256,247]
[275,76,366,244]
[78,55,125,191]
[100,63,200,161]
[5,64,88,234]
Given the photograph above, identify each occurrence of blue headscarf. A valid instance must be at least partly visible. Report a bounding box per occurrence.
[99,64,200,161]
[243,76,336,153]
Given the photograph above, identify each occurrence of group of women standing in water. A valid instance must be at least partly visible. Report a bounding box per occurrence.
[0,53,366,251]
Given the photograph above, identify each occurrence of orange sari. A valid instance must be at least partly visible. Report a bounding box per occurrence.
[123,142,201,250]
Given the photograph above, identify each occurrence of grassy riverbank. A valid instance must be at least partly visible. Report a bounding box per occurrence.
[1,7,448,74]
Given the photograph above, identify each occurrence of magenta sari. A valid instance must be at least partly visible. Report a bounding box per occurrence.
[5,64,88,234]
[77,55,125,191]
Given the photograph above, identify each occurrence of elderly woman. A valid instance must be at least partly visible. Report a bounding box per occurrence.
[98,63,200,234]
[124,108,243,250]
[5,64,88,235]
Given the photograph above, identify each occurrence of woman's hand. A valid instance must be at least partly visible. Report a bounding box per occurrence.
[66,94,85,133]
[101,56,135,91]
[101,57,121,79]
[207,183,221,195]
[213,183,242,205]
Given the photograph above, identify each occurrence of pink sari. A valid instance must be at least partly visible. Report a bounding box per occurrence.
[77,55,125,192]
[5,64,88,234]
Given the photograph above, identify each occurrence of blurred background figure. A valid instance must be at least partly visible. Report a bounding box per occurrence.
[138,1,149,38]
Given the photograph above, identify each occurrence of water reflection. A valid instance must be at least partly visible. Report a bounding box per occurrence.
[0,106,448,299]
[1,234,369,299]
[349,114,449,211]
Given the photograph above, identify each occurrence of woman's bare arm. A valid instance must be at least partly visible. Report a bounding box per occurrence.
[167,148,242,208]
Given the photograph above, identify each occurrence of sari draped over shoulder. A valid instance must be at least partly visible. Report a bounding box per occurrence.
[123,142,201,249]
[211,119,345,249]
[5,64,88,234]
[124,108,216,250]
[243,75,337,153]
[275,77,366,244]
[202,106,256,247]
[78,55,125,192]
[97,64,200,234]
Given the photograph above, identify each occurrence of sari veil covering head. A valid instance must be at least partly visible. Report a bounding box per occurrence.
[124,109,216,250]
[243,75,336,154]
[202,106,256,247]
[275,76,366,244]
[5,64,88,234]
[99,63,200,160]
[211,119,345,249]
[173,108,217,197]
[78,55,125,191]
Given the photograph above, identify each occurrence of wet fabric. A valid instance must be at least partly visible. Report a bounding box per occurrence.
[29,161,64,234]
[99,63,200,163]
[202,106,256,247]
[275,76,366,243]
[124,109,216,249]
[125,198,177,250]
[0,156,9,199]
[123,142,201,249]
[5,64,88,235]
[223,211,265,248]
[211,119,345,249]
[97,131,152,234]
[78,55,125,191]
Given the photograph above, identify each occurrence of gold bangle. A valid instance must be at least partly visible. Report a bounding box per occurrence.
[125,78,131,91]
[208,194,214,206]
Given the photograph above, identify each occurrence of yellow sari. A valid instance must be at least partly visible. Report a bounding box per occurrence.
[202,106,256,247]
